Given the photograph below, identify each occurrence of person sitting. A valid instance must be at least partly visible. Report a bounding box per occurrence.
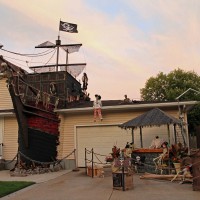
[124,94,131,103]
[149,136,163,149]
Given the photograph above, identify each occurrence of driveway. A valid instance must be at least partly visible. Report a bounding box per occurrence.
[1,169,199,200]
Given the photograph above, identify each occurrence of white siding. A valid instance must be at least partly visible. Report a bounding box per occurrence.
[0,79,13,109]
[133,125,175,148]
[3,117,18,160]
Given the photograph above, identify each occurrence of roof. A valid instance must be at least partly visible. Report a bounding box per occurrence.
[65,99,197,109]
[56,100,198,113]
[119,108,181,129]
[0,56,27,74]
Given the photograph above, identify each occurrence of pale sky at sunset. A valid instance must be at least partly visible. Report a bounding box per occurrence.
[1,0,200,100]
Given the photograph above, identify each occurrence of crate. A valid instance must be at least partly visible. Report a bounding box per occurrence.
[87,166,104,178]
[112,172,133,190]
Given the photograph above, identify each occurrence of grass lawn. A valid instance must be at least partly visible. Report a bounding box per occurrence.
[0,181,35,198]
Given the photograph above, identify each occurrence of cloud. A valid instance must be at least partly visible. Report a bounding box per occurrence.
[1,0,200,100]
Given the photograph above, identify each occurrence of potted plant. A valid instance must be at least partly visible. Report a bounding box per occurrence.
[171,143,187,173]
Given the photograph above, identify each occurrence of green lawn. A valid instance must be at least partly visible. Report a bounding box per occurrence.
[0,181,35,198]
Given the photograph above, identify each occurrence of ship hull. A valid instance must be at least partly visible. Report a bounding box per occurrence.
[8,75,60,166]
[18,128,58,164]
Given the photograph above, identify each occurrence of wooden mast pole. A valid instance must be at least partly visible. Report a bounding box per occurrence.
[56,35,61,72]
[65,49,69,103]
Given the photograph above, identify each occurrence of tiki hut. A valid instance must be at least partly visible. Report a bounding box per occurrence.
[119,108,182,148]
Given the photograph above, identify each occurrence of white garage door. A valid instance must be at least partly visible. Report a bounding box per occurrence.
[76,125,132,167]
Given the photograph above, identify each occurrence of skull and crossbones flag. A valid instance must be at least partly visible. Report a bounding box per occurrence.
[59,21,78,33]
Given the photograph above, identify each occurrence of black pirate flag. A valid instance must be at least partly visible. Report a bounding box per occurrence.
[59,21,78,33]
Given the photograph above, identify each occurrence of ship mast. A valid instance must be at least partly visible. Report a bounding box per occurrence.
[32,37,86,73]
[56,35,61,71]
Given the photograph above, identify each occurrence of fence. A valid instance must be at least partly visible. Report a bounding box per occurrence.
[85,148,109,178]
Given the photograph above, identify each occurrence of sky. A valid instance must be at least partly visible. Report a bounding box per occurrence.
[1,0,200,100]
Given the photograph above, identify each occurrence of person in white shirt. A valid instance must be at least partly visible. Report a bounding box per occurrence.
[93,94,103,122]
[149,136,163,149]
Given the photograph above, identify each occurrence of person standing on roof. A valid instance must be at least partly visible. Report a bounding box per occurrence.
[93,94,103,122]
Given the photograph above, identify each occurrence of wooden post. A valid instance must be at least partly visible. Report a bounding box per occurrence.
[131,128,134,144]
[140,126,143,148]
[85,148,87,175]
[56,36,61,72]
[91,148,94,178]
[122,162,125,191]
[167,124,170,145]
[65,50,69,105]
[174,124,177,144]
[74,149,77,169]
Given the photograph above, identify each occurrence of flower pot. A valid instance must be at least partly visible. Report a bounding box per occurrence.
[111,161,119,173]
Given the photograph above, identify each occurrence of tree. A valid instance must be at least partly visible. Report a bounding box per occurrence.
[140,68,200,133]
[140,68,200,101]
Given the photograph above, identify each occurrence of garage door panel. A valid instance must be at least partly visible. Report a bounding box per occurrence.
[77,126,132,167]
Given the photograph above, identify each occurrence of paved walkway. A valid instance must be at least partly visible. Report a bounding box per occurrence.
[0,169,71,183]
[0,169,199,200]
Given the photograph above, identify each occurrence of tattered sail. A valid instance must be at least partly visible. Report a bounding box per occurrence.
[29,63,86,77]
[60,63,86,77]
[61,44,82,54]
[35,41,56,48]
[31,41,85,77]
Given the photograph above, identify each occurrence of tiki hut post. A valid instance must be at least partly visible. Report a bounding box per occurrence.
[131,128,134,144]
[173,124,177,144]
[140,126,143,148]
[167,124,170,145]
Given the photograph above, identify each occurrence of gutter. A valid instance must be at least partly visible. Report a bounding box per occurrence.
[0,109,15,117]
[55,101,198,114]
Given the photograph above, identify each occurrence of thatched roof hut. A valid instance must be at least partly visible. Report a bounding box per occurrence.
[119,108,182,147]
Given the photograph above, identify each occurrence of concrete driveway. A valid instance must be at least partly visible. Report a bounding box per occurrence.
[1,169,199,200]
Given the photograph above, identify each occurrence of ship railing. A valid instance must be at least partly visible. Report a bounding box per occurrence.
[23,93,66,109]
[17,79,66,109]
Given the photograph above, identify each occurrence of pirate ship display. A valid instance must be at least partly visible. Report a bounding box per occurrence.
[0,23,88,168]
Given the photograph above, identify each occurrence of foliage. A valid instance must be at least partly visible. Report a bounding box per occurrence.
[170,143,188,163]
[0,181,35,198]
[140,68,200,133]
[140,68,200,101]
[187,103,200,133]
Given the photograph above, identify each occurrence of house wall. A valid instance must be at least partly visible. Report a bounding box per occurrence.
[0,79,13,109]
[3,117,18,161]
[58,108,181,162]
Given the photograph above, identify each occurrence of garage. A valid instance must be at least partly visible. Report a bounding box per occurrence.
[76,125,132,167]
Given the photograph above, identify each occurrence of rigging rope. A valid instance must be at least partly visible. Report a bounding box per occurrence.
[18,149,76,166]
[37,49,56,68]
[1,153,18,164]
[1,48,55,57]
